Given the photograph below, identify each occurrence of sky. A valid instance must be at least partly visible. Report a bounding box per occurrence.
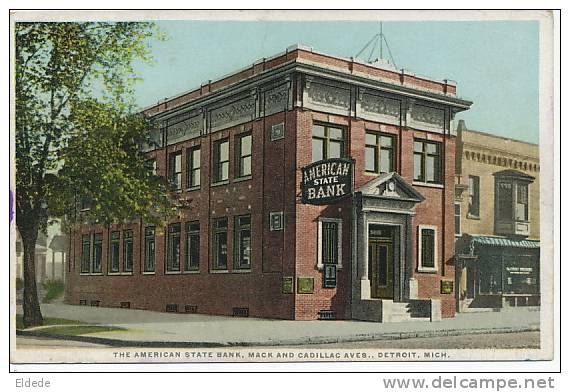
[133,20,539,143]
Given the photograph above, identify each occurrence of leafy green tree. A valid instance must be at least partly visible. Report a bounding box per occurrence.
[15,22,174,327]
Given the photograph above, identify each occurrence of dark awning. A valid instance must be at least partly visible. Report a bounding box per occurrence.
[470,235,539,249]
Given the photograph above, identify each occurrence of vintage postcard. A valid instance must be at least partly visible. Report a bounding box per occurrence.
[9,9,558,372]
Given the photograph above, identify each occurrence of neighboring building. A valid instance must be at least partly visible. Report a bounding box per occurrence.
[65,45,471,321]
[455,121,540,311]
[15,227,67,283]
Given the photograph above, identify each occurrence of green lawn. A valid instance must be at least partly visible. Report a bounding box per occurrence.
[16,315,86,330]
[15,315,125,335]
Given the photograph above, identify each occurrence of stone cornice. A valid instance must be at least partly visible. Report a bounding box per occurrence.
[148,59,471,123]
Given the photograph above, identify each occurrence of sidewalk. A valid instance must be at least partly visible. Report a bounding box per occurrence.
[17,303,540,347]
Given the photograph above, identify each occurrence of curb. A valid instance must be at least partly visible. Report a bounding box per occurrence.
[16,325,540,348]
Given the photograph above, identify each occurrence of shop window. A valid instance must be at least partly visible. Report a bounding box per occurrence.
[234,215,251,270]
[365,132,395,173]
[144,227,155,273]
[123,230,133,273]
[454,203,462,237]
[168,151,182,190]
[213,139,229,183]
[167,223,181,272]
[417,226,437,272]
[312,123,345,163]
[502,254,539,295]
[317,218,343,270]
[81,234,91,273]
[212,218,228,270]
[413,139,442,184]
[236,133,252,178]
[109,231,120,273]
[185,221,200,271]
[186,146,201,189]
[468,175,480,217]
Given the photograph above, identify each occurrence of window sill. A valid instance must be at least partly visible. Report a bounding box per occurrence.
[186,186,201,192]
[412,182,444,189]
[107,272,121,276]
[80,272,104,276]
[121,272,133,276]
[142,271,156,275]
[165,271,182,275]
[232,269,252,273]
[211,180,230,187]
[233,176,252,183]
[417,267,438,274]
[364,172,379,177]
[467,214,480,220]
[210,269,229,274]
[183,270,200,274]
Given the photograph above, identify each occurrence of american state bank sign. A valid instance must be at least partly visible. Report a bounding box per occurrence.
[301,158,354,205]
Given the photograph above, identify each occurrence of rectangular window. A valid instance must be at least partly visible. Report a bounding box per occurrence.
[168,151,182,190]
[212,218,228,270]
[92,233,103,273]
[123,230,133,273]
[213,139,229,183]
[312,123,345,163]
[186,146,201,189]
[413,140,442,184]
[497,181,513,220]
[109,231,120,273]
[468,175,480,217]
[185,222,200,271]
[322,221,339,264]
[236,133,252,178]
[418,226,437,272]
[516,183,529,221]
[234,215,251,270]
[81,234,90,273]
[167,223,181,272]
[365,132,395,173]
[317,218,343,269]
[144,227,155,273]
[454,203,461,236]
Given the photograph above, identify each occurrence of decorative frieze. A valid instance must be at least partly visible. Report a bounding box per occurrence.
[210,95,256,132]
[166,112,202,145]
[411,104,445,130]
[361,93,401,119]
[307,80,350,111]
[264,84,289,116]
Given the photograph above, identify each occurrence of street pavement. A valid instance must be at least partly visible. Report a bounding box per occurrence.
[16,303,541,347]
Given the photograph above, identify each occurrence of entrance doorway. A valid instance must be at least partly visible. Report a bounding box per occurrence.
[368,225,394,299]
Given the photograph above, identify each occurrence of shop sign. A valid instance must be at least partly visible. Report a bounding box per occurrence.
[301,158,353,205]
[440,280,454,294]
[323,264,337,288]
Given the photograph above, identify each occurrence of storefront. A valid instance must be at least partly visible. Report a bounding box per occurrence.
[456,235,540,309]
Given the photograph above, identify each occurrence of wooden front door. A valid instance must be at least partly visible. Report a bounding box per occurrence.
[369,239,394,299]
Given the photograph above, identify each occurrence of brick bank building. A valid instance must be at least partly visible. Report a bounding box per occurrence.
[65,45,472,321]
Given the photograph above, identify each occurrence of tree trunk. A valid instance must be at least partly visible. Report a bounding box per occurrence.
[21,230,44,327]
